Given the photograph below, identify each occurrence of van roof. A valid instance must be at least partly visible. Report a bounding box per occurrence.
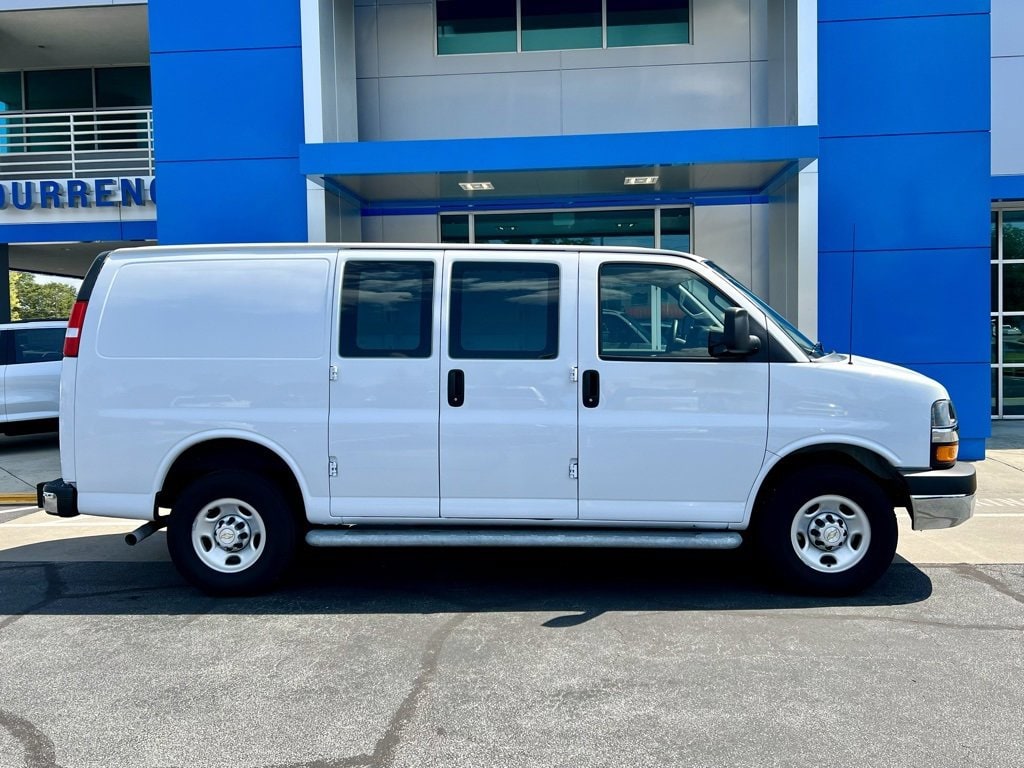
[105,242,706,264]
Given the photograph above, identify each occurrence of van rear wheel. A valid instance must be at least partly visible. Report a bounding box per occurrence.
[756,466,897,595]
[167,471,297,595]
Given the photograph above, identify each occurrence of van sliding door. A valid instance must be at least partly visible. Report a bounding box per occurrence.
[439,252,579,520]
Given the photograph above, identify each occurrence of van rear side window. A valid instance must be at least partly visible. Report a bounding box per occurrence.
[97,259,331,359]
[340,261,434,358]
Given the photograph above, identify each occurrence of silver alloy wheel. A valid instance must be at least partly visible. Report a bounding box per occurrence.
[191,498,266,573]
[789,494,872,573]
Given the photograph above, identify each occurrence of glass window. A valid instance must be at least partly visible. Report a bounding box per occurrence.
[11,328,66,364]
[95,67,151,108]
[24,69,92,110]
[522,0,602,51]
[474,209,655,247]
[440,208,691,249]
[992,367,999,416]
[992,263,999,311]
[449,262,559,359]
[0,72,23,112]
[992,210,999,258]
[1003,211,1024,261]
[1003,320,1024,364]
[340,261,434,358]
[440,214,470,243]
[1003,368,1024,416]
[599,263,731,360]
[1004,264,1024,312]
[437,0,516,54]
[660,207,692,252]
[607,0,689,47]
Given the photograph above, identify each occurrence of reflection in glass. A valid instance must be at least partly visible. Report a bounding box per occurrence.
[450,262,559,359]
[25,69,92,110]
[607,0,689,47]
[0,72,22,112]
[440,214,470,243]
[1002,368,1024,416]
[474,209,655,247]
[660,208,692,252]
[437,0,516,54]
[522,0,602,51]
[992,367,999,415]
[992,210,999,258]
[992,262,999,311]
[1003,211,1024,261]
[95,67,151,108]
[1004,264,1024,312]
[1002,318,1024,364]
[340,261,434,358]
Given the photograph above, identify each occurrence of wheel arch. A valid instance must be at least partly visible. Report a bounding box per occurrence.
[156,434,308,523]
[745,443,910,528]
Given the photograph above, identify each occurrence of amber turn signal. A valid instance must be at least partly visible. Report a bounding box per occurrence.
[933,443,959,465]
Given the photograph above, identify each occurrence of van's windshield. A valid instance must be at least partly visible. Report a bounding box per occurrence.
[705,261,827,359]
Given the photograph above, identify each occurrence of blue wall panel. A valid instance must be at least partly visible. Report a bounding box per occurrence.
[148,0,306,245]
[819,132,991,253]
[992,174,1024,201]
[0,221,157,244]
[818,2,992,450]
[154,160,307,244]
[818,248,990,364]
[820,0,989,22]
[149,0,301,53]
[819,14,990,137]
[152,47,304,163]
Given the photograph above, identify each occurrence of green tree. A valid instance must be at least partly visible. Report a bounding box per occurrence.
[9,272,77,320]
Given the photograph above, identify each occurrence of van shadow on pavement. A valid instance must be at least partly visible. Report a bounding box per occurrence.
[0,535,933,624]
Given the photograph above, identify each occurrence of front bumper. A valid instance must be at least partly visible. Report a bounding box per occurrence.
[37,478,79,518]
[901,462,976,531]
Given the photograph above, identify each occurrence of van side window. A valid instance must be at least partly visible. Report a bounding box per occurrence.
[599,263,731,360]
[340,261,434,358]
[449,262,559,359]
[11,328,66,364]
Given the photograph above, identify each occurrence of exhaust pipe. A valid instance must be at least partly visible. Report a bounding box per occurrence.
[125,519,167,546]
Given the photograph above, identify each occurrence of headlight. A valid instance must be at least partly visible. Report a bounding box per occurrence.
[930,399,958,468]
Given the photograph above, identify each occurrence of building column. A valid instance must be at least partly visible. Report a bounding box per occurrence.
[817,2,991,458]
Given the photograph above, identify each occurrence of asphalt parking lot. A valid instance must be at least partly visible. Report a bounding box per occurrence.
[0,431,1021,768]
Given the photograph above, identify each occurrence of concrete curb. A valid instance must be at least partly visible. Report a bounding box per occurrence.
[0,493,39,505]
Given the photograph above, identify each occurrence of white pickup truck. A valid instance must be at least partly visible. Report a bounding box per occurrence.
[41,243,975,595]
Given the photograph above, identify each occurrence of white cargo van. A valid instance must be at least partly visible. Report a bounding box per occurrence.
[41,244,975,595]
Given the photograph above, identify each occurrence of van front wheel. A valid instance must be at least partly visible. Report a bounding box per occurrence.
[167,472,297,595]
[756,466,897,595]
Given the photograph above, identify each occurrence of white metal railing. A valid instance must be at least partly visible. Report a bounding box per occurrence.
[0,108,154,180]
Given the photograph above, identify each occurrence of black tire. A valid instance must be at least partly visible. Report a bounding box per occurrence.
[755,465,897,595]
[167,471,298,595]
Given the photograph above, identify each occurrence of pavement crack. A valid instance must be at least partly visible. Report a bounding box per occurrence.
[949,564,1024,605]
[985,455,1024,473]
[371,614,467,768]
[0,464,35,490]
[0,709,62,768]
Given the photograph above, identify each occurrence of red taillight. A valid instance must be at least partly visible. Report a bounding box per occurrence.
[64,300,88,357]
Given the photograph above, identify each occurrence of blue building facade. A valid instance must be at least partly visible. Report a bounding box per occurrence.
[0,0,1010,457]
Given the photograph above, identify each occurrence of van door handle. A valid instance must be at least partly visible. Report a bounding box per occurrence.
[582,369,600,408]
[447,369,465,407]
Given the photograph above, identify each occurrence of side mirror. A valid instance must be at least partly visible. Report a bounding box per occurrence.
[708,307,761,357]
